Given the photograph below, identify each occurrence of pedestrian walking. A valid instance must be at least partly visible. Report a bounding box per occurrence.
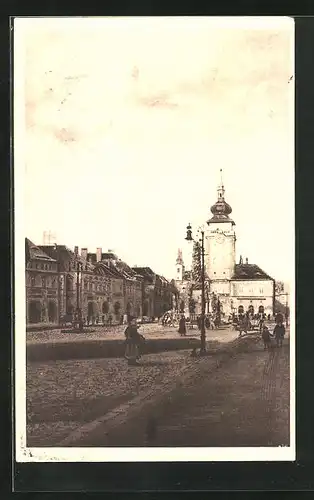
[124,317,145,365]
[178,314,187,336]
[262,325,272,350]
[197,315,201,330]
[238,314,249,337]
[273,320,285,348]
[258,315,264,334]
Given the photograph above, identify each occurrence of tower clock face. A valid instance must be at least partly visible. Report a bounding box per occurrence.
[216,233,225,244]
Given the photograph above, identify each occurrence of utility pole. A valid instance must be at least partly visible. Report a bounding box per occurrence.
[185,224,207,356]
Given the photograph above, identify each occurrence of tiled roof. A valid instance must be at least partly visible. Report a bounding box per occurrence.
[132,267,155,283]
[93,261,123,279]
[87,252,119,264]
[158,275,170,285]
[89,252,138,280]
[39,245,94,271]
[26,239,56,262]
[231,264,274,281]
[115,260,138,280]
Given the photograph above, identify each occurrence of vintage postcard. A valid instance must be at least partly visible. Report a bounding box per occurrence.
[14,16,295,462]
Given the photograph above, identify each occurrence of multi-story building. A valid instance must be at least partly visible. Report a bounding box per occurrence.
[25,239,60,326]
[174,174,275,318]
[38,244,95,322]
[26,241,174,327]
[88,249,143,320]
[132,267,174,318]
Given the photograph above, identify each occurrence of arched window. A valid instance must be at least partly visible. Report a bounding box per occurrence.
[28,301,41,323]
[248,304,254,315]
[102,301,109,314]
[88,302,94,318]
[66,276,73,291]
[114,302,121,316]
[143,300,149,317]
[35,275,41,287]
[48,301,57,323]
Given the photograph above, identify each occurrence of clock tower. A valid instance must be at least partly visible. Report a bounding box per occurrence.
[205,171,236,282]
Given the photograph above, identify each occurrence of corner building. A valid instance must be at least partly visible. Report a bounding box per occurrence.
[205,178,275,317]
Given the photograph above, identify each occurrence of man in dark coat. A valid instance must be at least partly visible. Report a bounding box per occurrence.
[273,320,285,347]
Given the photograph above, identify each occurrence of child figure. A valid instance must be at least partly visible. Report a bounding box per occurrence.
[262,325,272,350]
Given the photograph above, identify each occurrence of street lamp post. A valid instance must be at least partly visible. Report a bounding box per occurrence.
[285,293,289,328]
[185,223,207,356]
[75,261,83,332]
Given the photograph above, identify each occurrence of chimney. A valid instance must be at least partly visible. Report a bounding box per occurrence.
[74,246,78,256]
[245,257,248,264]
[81,248,88,260]
[96,247,102,262]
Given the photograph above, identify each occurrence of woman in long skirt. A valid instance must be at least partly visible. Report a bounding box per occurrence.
[178,314,186,336]
[124,317,142,365]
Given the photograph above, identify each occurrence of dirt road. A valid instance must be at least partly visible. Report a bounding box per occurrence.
[76,343,290,447]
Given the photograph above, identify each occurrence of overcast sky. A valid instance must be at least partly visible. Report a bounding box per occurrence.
[16,17,294,282]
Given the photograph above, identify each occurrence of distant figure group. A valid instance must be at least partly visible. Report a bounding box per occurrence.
[177,312,220,336]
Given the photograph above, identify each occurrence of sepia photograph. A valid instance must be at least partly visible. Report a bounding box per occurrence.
[14,16,295,462]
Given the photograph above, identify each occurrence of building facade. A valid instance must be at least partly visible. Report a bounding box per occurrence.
[174,175,275,317]
[132,267,174,318]
[25,239,60,326]
[26,241,174,327]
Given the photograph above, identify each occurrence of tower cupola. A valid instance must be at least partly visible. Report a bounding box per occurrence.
[207,169,234,225]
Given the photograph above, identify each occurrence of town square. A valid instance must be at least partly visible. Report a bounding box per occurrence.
[25,174,291,448]
[15,17,294,457]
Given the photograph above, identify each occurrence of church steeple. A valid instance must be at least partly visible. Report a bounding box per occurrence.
[176,248,183,265]
[175,249,185,281]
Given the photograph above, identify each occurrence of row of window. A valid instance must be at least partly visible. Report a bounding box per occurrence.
[83,281,110,292]
[235,287,264,294]
[29,274,145,295]
[29,276,57,288]
[29,262,56,271]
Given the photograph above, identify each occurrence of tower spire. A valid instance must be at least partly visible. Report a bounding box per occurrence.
[176,248,183,265]
[207,169,234,225]
[217,169,225,200]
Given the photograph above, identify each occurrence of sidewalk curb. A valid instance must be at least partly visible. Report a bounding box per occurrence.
[27,337,201,362]
[56,336,255,447]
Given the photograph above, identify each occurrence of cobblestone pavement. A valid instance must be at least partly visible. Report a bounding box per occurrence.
[75,342,290,447]
[27,349,204,446]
